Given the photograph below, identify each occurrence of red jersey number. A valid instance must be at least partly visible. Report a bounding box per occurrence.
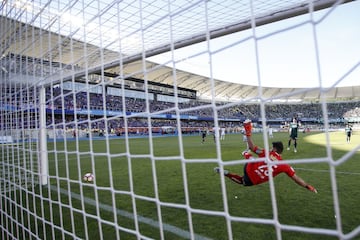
[254,165,278,180]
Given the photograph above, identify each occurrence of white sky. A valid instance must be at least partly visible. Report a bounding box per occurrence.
[149,1,360,88]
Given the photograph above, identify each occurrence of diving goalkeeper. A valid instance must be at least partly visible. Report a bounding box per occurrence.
[214,119,317,193]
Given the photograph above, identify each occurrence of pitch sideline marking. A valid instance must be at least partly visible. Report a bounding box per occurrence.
[49,185,212,240]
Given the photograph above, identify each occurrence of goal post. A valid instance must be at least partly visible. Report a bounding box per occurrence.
[39,86,48,186]
[1,0,360,240]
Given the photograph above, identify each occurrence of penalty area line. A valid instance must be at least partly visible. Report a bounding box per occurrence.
[294,168,360,175]
[49,185,212,240]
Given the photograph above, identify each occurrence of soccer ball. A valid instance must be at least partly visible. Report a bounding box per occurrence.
[83,173,94,182]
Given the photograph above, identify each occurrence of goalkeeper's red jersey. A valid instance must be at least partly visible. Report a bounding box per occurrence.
[246,146,296,185]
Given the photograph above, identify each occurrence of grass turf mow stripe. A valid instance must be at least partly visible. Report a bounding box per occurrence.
[49,185,213,240]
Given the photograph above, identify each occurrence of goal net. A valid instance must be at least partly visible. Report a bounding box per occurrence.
[1,0,360,239]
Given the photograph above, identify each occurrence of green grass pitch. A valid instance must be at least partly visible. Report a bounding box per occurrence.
[3,131,360,239]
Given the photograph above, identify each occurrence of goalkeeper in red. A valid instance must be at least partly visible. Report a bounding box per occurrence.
[214,119,317,193]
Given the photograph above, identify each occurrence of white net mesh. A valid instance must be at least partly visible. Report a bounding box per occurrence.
[1,0,360,239]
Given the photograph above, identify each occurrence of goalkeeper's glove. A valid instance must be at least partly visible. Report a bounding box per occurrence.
[306,185,318,193]
[243,119,252,136]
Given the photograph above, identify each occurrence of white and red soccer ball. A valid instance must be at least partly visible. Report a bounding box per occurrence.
[83,173,94,182]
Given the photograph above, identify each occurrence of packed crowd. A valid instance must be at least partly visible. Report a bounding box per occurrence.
[3,87,359,132]
[41,88,360,133]
[46,88,359,120]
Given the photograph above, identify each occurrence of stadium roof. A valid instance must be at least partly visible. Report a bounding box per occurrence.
[1,0,359,102]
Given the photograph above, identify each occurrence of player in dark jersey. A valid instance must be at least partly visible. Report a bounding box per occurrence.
[345,124,352,143]
[214,119,317,193]
[201,128,207,144]
[287,117,300,152]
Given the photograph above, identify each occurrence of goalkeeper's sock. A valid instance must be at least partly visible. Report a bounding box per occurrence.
[226,173,244,185]
[243,122,252,136]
